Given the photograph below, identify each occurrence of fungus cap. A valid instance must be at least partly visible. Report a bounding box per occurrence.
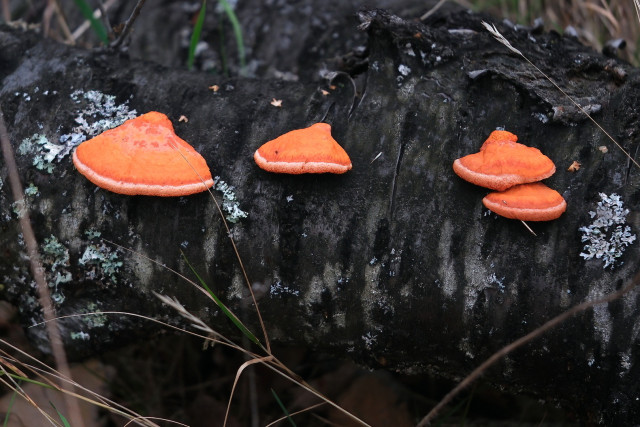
[72,111,214,196]
[254,123,352,174]
[453,130,556,191]
[482,182,567,221]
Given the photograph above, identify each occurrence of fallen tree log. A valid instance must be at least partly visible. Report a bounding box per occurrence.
[1,4,639,424]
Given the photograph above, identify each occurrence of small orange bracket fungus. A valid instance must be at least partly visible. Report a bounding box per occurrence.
[72,111,214,196]
[482,182,567,221]
[254,123,352,174]
[453,130,556,191]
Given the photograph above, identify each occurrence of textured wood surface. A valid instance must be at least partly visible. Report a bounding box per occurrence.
[1,4,639,423]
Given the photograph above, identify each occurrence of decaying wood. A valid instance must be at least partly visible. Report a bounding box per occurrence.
[1,4,639,423]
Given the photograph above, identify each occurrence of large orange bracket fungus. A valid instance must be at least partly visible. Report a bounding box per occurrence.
[254,123,352,174]
[482,182,567,221]
[453,130,556,191]
[453,130,566,222]
[73,111,214,196]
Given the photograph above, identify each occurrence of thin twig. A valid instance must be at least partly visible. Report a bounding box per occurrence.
[482,21,640,170]
[0,107,84,426]
[420,0,447,21]
[520,220,537,236]
[110,0,147,48]
[417,270,640,426]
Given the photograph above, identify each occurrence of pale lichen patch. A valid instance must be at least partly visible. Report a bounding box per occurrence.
[79,231,123,284]
[214,177,248,223]
[41,235,72,304]
[579,193,636,269]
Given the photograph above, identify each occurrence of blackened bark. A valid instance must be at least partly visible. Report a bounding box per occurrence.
[1,4,639,424]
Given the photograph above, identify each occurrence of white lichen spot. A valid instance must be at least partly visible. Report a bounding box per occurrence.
[398,64,411,76]
[362,331,378,350]
[403,43,416,56]
[214,177,248,223]
[533,112,549,123]
[619,351,632,377]
[269,280,300,297]
[579,193,636,269]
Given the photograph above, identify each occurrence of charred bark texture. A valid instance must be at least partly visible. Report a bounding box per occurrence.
[1,4,640,423]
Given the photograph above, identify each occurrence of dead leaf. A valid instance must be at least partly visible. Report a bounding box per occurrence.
[598,146,608,153]
[178,115,188,123]
[321,89,330,96]
[270,98,283,107]
[209,85,220,92]
[567,160,581,172]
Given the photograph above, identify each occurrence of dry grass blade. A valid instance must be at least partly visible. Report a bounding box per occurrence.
[123,417,189,427]
[481,21,640,170]
[264,402,327,427]
[153,292,218,335]
[165,138,271,352]
[0,106,85,426]
[224,356,274,427]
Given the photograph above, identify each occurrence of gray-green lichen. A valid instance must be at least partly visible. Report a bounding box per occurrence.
[579,193,636,269]
[68,89,137,137]
[70,331,90,340]
[79,231,122,284]
[42,235,72,303]
[24,183,39,197]
[16,90,137,177]
[79,302,108,328]
[18,134,68,174]
[214,177,248,223]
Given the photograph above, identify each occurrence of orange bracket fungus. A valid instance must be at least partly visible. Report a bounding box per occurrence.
[73,111,214,196]
[453,130,556,191]
[483,182,567,221]
[254,123,352,174]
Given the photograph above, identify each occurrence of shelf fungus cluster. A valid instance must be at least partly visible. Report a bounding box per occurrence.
[73,112,352,200]
[73,111,214,197]
[453,130,566,222]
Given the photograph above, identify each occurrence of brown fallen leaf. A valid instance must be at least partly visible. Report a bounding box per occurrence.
[568,160,581,172]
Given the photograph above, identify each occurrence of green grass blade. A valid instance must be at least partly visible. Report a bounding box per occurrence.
[218,0,246,72]
[271,388,296,427]
[180,252,262,348]
[3,387,19,427]
[188,0,207,70]
[50,402,71,427]
[72,0,109,45]
[0,372,57,390]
